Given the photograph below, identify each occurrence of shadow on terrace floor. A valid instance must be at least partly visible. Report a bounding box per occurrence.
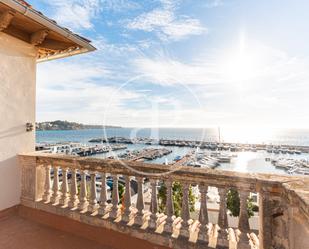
[0,215,112,249]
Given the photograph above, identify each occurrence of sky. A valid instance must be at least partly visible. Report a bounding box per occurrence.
[31,0,309,128]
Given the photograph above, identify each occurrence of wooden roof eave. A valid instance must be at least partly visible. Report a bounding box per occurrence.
[0,0,96,61]
[37,47,90,63]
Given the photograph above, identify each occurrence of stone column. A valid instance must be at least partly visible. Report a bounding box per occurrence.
[110,174,119,219]
[238,190,250,248]
[68,169,79,209]
[180,182,190,238]
[217,188,228,246]
[59,167,70,206]
[88,172,99,212]
[198,184,209,242]
[164,180,174,234]
[122,175,132,223]
[258,190,272,249]
[148,179,158,230]
[239,191,250,231]
[50,166,61,204]
[19,155,46,205]
[98,173,108,216]
[134,176,145,226]
[42,164,52,203]
[78,170,89,211]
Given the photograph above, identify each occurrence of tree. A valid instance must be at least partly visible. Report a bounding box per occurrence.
[227,189,255,218]
[158,181,196,217]
[110,182,125,204]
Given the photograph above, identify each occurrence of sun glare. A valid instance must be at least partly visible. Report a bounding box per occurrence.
[220,126,276,144]
[222,33,261,84]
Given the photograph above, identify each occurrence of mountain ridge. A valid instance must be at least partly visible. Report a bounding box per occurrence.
[36,120,121,131]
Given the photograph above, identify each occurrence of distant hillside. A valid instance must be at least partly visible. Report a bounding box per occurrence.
[36,120,121,131]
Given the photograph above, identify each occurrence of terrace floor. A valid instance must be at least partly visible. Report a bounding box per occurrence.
[0,215,112,249]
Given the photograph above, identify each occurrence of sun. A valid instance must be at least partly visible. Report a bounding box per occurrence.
[225,52,256,82]
[222,33,261,84]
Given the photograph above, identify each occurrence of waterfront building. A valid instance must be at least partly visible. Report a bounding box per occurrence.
[0,1,308,249]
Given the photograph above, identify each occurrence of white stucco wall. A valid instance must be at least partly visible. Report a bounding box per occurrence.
[0,33,37,211]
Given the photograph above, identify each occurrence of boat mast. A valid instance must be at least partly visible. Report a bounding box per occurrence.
[218,126,221,143]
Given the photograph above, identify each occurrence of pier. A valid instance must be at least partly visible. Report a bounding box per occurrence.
[36,143,127,157]
[159,139,309,153]
[120,148,172,162]
[36,137,309,175]
[88,136,309,153]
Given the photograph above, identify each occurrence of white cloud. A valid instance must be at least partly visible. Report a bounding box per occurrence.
[37,61,109,87]
[205,0,224,8]
[126,1,206,41]
[91,37,139,55]
[131,39,309,128]
[133,39,309,88]
[133,56,220,85]
[162,18,206,40]
[100,0,140,13]
[36,59,140,124]
[41,0,102,30]
[103,108,234,128]
[127,9,173,32]
[36,41,309,128]
[40,0,139,30]
[37,84,139,124]
[33,1,309,129]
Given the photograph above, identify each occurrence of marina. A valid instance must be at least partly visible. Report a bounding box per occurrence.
[271,158,309,175]
[36,135,309,176]
[36,142,127,157]
[88,136,309,153]
[118,148,172,161]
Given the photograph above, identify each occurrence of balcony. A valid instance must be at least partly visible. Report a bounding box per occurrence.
[0,214,108,249]
[11,153,309,249]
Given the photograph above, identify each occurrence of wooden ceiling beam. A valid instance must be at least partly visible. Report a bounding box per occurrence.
[31,29,49,45]
[0,10,15,31]
[3,25,30,43]
[38,38,75,51]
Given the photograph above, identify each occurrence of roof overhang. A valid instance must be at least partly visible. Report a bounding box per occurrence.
[0,0,96,62]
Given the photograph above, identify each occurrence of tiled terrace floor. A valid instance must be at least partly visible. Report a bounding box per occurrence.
[0,215,111,249]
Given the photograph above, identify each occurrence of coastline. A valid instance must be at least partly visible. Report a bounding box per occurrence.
[36,127,309,147]
[35,128,309,176]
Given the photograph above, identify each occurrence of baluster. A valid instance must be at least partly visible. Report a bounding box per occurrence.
[217,188,228,246]
[42,164,52,203]
[50,165,61,204]
[148,179,158,230]
[238,190,251,248]
[122,175,132,223]
[180,182,190,238]
[164,180,174,234]
[109,174,119,219]
[134,176,145,226]
[78,170,89,211]
[258,190,271,249]
[68,169,79,209]
[98,173,108,215]
[59,167,70,206]
[198,184,209,241]
[88,172,99,212]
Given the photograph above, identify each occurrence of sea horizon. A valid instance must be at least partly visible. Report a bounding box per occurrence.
[36,127,309,146]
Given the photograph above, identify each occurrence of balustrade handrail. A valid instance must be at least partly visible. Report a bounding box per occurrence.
[18,152,309,249]
[21,152,308,195]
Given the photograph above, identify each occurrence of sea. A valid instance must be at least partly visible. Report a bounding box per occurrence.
[36,127,309,175]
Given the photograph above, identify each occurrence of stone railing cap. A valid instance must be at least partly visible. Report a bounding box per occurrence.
[19,152,309,215]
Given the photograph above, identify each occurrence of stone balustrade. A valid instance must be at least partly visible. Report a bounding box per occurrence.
[19,153,309,249]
